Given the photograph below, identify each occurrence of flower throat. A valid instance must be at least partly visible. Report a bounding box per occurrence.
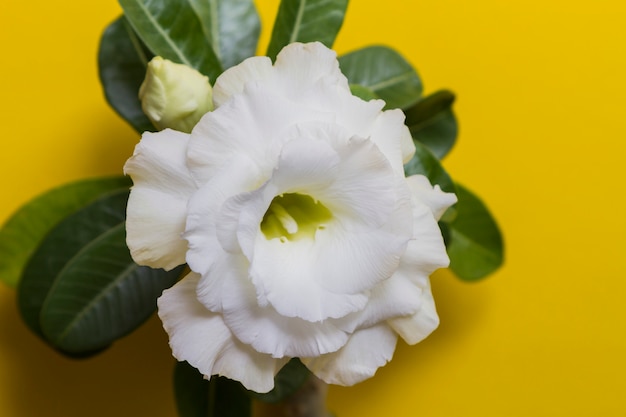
[261,193,332,242]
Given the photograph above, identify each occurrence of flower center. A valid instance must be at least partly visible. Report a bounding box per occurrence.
[260,193,332,242]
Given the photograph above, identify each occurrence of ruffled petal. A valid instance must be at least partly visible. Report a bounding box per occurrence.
[387,280,439,345]
[157,273,281,393]
[212,56,273,107]
[124,129,196,270]
[407,175,457,221]
[369,109,414,175]
[302,323,398,386]
[273,42,350,98]
[208,254,351,358]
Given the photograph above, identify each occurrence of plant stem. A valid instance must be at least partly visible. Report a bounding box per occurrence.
[255,376,330,417]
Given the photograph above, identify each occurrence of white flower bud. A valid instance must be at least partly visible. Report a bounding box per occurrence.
[139,56,213,133]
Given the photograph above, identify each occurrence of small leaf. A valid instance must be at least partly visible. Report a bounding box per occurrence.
[0,176,131,288]
[189,0,261,69]
[251,358,311,403]
[404,90,458,159]
[119,0,224,81]
[267,0,349,61]
[404,141,455,194]
[339,46,422,110]
[18,188,180,355]
[174,361,251,417]
[446,183,504,281]
[98,16,155,133]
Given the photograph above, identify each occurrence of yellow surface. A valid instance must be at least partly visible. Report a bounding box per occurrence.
[1,0,625,416]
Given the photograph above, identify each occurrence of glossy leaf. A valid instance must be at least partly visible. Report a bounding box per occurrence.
[267,0,349,60]
[339,46,422,110]
[189,0,261,69]
[99,16,154,133]
[174,361,251,417]
[18,188,180,355]
[404,90,458,159]
[0,177,131,288]
[251,358,311,403]
[349,84,379,102]
[446,183,504,280]
[119,0,224,81]
[404,140,455,194]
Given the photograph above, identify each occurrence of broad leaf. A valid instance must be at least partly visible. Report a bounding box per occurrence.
[404,90,457,159]
[18,188,180,355]
[251,358,311,403]
[174,361,251,417]
[349,84,379,101]
[339,46,422,110]
[404,141,455,194]
[446,183,504,280]
[119,0,224,81]
[0,177,131,288]
[99,16,154,133]
[188,0,261,69]
[267,0,349,61]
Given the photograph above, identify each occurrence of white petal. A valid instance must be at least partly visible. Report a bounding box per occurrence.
[187,82,332,185]
[157,273,280,393]
[212,56,273,107]
[407,175,457,221]
[302,324,398,386]
[273,42,350,98]
[387,280,439,345]
[123,129,196,270]
[207,255,350,358]
[369,109,415,174]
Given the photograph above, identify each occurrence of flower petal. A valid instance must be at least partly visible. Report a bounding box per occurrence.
[387,280,439,345]
[158,273,282,393]
[302,323,398,386]
[273,42,350,98]
[124,129,196,270]
[407,175,457,221]
[369,109,415,174]
[212,56,273,107]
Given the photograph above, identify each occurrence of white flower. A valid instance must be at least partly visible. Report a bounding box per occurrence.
[139,56,214,133]
[124,42,456,393]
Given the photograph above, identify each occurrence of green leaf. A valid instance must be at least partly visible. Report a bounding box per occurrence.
[119,0,224,81]
[404,141,455,194]
[349,84,379,101]
[446,183,504,281]
[266,0,349,61]
[174,361,251,417]
[98,16,155,133]
[339,46,423,110]
[0,177,131,288]
[404,90,458,159]
[188,0,261,69]
[18,188,181,355]
[251,358,311,403]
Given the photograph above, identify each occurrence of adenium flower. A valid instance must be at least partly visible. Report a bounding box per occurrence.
[124,42,456,393]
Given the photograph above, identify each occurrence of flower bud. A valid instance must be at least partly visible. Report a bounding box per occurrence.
[139,56,213,133]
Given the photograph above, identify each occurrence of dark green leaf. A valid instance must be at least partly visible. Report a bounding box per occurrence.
[339,46,422,110]
[251,358,311,403]
[18,188,180,355]
[174,361,251,417]
[189,0,260,69]
[119,0,224,81]
[349,84,379,101]
[267,0,349,61]
[446,183,504,281]
[98,16,155,133]
[0,177,131,288]
[404,141,455,194]
[404,90,457,159]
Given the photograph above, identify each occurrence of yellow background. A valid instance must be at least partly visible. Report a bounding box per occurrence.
[1,0,625,415]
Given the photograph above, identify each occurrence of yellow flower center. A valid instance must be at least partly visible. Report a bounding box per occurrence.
[261,193,332,242]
